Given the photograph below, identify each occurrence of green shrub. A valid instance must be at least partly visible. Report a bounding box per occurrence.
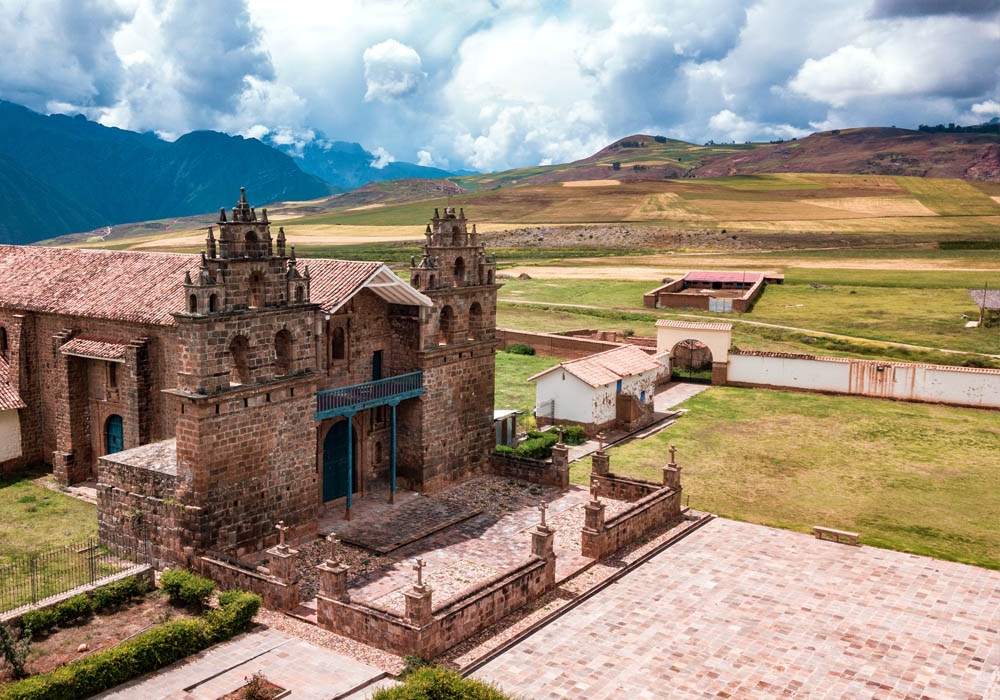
[561,425,587,446]
[53,595,92,627]
[0,589,260,700]
[0,623,32,680]
[494,445,515,456]
[372,666,515,700]
[19,608,57,635]
[399,654,429,679]
[513,430,558,460]
[91,575,149,611]
[160,569,215,607]
[505,343,535,356]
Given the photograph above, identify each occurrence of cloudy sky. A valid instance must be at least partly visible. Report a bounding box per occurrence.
[2,0,998,172]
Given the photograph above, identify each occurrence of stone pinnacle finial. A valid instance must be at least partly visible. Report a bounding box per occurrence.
[425,224,432,234]
[669,445,676,464]
[538,502,548,528]
[184,271,193,285]
[261,208,268,224]
[240,186,247,203]
[433,208,440,219]
[413,557,425,588]
[219,207,227,222]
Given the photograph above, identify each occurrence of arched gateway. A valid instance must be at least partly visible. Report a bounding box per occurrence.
[655,320,733,384]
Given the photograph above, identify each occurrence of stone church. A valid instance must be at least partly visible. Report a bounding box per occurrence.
[0,190,499,566]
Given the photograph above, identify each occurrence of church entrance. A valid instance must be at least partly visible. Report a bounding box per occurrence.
[322,420,357,502]
[105,414,124,455]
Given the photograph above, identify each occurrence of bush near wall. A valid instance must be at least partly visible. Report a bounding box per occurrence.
[159,570,215,607]
[372,666,517,700]
[512,430,558,459]
[0,591,261,700]
[19,576,151,635]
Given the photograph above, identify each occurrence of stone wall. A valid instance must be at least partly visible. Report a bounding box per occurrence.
[199,555,299,611]
[491,452,569,488]
[497,328,621,360]
[581,485,682,560]
[0,309,177,478]
[589,472,661,502]
[317,554,553,658]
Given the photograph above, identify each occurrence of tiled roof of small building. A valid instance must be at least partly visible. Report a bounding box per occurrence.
[656,319,733,332]
[60,336,130,361]
[0,355,25,411]
[529,344,661,388]
[0,245,411,325]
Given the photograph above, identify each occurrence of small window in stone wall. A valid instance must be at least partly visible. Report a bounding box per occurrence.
[295,285,304,303]
[412,274,420,288]
[332,326,346,361]
[0,326,7,357]
[229,334,251,385]
[375,441,383,464]
[274,329,293,376]
[248,271,264,308]
[107,362,118,389]
[188,294,197,313]
[209,294,218,312]
[439,305,455,345]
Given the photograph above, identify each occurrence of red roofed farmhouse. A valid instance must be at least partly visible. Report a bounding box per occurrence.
[0,190,500,567]
[528,344,665,436]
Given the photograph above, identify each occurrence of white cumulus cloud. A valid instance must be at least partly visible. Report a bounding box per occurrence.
[370,146,395,169]
[363,39,425,103]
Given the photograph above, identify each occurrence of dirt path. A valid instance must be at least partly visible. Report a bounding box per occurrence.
[500,299,1000,359]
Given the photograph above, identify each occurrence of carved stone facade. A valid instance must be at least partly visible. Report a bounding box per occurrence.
[0,191,500,567]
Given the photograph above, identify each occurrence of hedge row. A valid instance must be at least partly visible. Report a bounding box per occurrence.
[20,576,150,635]
[159,570,215,607]
[0,591,261,700]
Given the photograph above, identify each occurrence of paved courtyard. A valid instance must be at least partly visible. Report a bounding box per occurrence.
[474,518,1000,700]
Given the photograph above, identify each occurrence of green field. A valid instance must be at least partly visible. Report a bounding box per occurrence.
[569,386,1000,570]
[0,473,97,564]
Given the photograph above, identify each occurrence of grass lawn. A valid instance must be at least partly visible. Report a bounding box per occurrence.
[570,386,1000,570]
[0,473,97,564]
[494,350,561,432]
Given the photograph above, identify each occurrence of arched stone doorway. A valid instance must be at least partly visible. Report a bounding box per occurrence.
[105,414,124,455]
[322,420,358,502]
[655,320,733,385]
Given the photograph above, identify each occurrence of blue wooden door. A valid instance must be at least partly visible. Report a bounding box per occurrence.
[322,422,351,501]
[105,415,124,454]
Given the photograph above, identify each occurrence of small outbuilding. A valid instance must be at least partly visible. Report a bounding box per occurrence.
[969,288,1000,327]
[0,355,25,464]
[493,409,522,447]
[528,344,663,436]
[643,270,783,312]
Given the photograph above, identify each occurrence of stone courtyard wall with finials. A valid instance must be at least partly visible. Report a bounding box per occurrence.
[490,441,571,488]
[316,526,557,658]
[581,448,683,560]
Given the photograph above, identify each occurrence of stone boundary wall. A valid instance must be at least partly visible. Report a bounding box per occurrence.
[727,350,1000,409]
[497,328,622,360]
[589,472,660,502]
[582,486,682,560]
[491,452,568,488]
[199,556,299,611]
[1,565,154,628]
[317,554,553,658]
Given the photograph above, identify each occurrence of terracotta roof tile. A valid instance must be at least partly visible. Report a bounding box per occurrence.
[0,245,199,325]
[0,355,25,410]
[530,344,661,388]
[656,319,733,331]
[60,336,130,361]
[0,245,393,325]
[306,259,383,313]
[685,271,764,283]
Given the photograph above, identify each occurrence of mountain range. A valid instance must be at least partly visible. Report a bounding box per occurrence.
[0,100,454,245]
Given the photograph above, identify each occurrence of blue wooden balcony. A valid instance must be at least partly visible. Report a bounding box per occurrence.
[315,371,425,420]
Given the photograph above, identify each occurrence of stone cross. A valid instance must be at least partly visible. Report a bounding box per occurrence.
[557,426,565,444]
[413,557,425,588]
[538,502,548,528]
[598,432,605,451]
[275,520,289,547]
[669,445,676,464]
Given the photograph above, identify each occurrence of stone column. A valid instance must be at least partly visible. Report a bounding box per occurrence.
[583,499,606,533]
[663,465,681,490]
[550,441,569,488]
[317,559,350,601]
[591,450,610,476]
[404,586,433,626]
[266,543,299,585]
[712,361,728,385]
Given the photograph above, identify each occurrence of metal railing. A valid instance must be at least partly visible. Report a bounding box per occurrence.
[0,527,150,614]
[316,371,425,418]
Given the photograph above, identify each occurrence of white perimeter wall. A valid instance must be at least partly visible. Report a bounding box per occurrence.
[728,353,1000,409]
[0,410,21,461]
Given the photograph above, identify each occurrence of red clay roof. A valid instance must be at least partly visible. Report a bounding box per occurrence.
[529,344,661,388]
[0,245,393,325]
[656,319,733,332]
[60,336,130,361]
[0,355,25,411]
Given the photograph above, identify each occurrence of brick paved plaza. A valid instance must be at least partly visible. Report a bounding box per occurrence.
[475,518,1000,700]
